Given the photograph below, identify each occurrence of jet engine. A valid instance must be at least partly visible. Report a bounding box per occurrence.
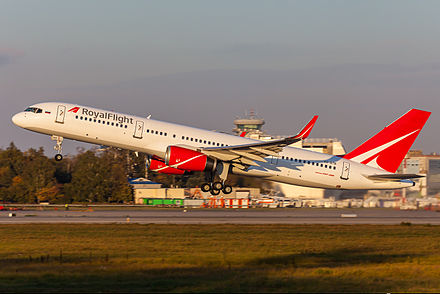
[148,158,185,175]
[165,146,216,172]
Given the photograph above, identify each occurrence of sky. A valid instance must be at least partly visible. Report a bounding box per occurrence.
[1,0,439,155]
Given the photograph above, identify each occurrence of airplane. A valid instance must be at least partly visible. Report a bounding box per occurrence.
[12,102,430,194]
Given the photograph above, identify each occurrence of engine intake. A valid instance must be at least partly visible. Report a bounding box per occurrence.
[165,146,216,172]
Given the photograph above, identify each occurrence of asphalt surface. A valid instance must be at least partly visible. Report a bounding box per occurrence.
[1,208,440,224]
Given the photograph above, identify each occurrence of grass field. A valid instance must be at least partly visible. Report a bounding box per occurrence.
[1,224,440,292]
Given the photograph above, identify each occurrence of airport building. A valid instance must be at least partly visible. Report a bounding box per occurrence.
[396,151,440,197]
[130,177,259,208]
[232,110,272,140]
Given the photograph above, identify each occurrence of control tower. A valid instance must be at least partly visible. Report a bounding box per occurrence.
[232,110,272,140]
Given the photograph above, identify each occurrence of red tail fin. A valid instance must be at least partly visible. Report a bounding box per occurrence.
[343,109,431,173]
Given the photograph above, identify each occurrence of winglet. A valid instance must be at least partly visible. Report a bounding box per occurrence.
[239,131,247,137]
[293,115,318,139]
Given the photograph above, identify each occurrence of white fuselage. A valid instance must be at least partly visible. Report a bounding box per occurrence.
[12,102,414,190]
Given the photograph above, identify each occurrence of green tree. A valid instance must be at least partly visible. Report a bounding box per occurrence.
[65,149,133,203]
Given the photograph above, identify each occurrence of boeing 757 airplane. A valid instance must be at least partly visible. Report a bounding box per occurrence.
[12,103,430,195]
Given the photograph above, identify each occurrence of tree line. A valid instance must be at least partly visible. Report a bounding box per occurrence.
[0,143,266,204]
[0,143,146,204]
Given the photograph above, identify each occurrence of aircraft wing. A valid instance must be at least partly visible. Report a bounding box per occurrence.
[200,115,318,166]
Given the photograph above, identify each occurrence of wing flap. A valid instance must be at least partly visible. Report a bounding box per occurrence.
[229,149,268,162]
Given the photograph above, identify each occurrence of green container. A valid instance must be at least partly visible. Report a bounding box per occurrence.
[152,199,164,205]
[142,198,183,206]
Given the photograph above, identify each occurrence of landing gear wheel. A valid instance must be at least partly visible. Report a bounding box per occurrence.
[54,154,63,161]
[212,181,223,191]
[222,185,233,194]
[201,183,211,192]
[210,189,220,196]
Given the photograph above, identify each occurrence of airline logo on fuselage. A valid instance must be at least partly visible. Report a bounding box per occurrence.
[70,106,134,124]
[68,107,80,113]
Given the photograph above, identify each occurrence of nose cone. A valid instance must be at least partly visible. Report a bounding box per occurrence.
[12,112,25,127]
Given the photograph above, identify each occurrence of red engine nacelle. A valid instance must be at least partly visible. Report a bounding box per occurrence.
[165,146,216,172]
[148,158,186,175]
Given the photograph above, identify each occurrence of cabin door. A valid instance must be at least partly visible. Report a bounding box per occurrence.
[340,162,350,180]
[133,120,144,139]
[55,105,66,124]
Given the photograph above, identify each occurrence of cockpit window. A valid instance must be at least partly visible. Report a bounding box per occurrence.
[24,107,43,113]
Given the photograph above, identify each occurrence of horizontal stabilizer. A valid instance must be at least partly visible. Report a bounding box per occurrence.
[366,173,425,181]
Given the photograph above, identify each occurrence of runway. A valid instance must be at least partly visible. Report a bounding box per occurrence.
[1,208,440,224]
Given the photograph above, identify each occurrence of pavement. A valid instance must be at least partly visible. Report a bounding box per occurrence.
[1,208,440,224]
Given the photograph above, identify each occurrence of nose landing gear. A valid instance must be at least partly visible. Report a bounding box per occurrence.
[51,135,64,161]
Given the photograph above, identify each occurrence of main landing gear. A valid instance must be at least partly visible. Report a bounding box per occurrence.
[201,182,233,195]
[51,135,64,161]
[201,161,233,195]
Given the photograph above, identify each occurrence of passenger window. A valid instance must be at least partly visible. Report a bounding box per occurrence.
[76,116,78,119]
[80,117,83,120]
[190,138,193,141]
[160,132,163,135]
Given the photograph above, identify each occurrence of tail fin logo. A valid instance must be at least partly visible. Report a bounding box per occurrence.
[351,129,419,169]
[344,109,430,173]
